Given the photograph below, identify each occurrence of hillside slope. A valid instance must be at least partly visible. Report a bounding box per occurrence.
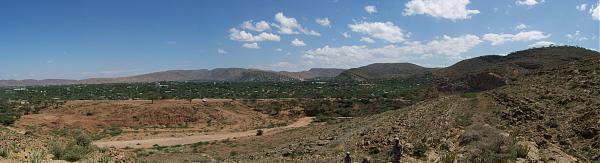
[435,46,599,91]
[204,58,599,162]
[278,68,345,80]
[336,63,435,81]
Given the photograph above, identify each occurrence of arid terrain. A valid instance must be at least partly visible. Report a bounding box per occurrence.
[0,46,599,162]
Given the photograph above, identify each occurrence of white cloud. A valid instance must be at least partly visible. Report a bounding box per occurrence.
[229,28,280,42]
[528,41,555,47]
[274,12,320,36]
[291,38,307,46]
[566,31,581,39]
[275,48,283,52]
[241,20,271,32]
[566,31,593,41]
[342,32,351,38]
[349,21,408,43]
[242,42,260,49]
[403,0,480,20]
[591,3,600,20]
[576,4,588,11]
[483,30,550,45]
[515,24,528,30]
[360,37,376,43]
[302,34,481,67]
[365,5,377,14]
[516,0,544,6]
[217,48,227,54]
[315,18,331,27]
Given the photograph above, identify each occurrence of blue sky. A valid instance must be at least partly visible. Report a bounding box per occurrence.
[1,0,599,79]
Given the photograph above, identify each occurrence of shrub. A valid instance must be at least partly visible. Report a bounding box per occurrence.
[460,93,477,98]
[50,138,94,162]
[49,141,66,159]
[440,152,455,163]
[0,146,9,158]
[229,151,238,156]
[28,150,45,163]
[459,129,480,146]
[98,155,114,163]
[455,114,473,127]
[545,119,559,128]
[412,141,427,158]
[0,114,16,126]
[103,126,123,137]
[74,131,92,146]
[256,129,263,136]
[513,145,529,158]
[62,144,93,162]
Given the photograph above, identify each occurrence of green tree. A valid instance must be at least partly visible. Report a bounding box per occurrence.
[146,91,160,104]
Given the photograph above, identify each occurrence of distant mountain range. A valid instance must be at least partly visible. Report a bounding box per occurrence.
[1,46,598,88]
[0,68,346,87]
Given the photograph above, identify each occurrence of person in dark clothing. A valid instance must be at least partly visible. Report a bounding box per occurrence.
[344,152,352,163]
[391,137,403,163]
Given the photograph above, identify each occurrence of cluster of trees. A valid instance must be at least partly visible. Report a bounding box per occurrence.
[0,100,17,125]
[0,79,435,125]
[0,79,433,102]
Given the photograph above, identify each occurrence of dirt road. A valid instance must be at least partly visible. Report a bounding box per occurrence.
[93,117,314,149]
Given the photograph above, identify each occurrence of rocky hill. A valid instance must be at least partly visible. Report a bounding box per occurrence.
[435,46,599,92]
[215,56,599,162]
[336,63,436,81]
[278,68,345,81]
[335,46,599,92]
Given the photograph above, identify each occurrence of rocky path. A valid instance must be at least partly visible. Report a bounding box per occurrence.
[93,117,314,149]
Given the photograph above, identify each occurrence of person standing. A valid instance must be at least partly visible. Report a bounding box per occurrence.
[391,137,403,163]
[344,152,352,163]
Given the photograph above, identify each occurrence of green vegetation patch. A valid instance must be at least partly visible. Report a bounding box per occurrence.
[455,113,473,127]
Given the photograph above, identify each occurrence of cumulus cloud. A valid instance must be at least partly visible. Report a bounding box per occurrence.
[591,3,600,20]
[315,18,331,27]
[241,20,271,32]
[360,37,376,43]
[242,42,260,49]
[403,0,480,20]
[515,24,528,30]
[274,12,320,36]
[291,38,307,46]
[229,28,280,42]
[482,30,550,45]
[342,32,351,38]
[349,21,408,43]
[576,4,588,11]
[566,31,594,41]
[365,5,377,14]
[302,34,481,67]
[516,0,544,6]
[528,41,555,48]
[217,48,227,54]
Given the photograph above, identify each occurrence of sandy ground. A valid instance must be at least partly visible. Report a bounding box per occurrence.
[93,117,314,149]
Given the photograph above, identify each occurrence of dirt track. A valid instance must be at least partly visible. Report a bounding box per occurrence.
[93,117,314,149]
